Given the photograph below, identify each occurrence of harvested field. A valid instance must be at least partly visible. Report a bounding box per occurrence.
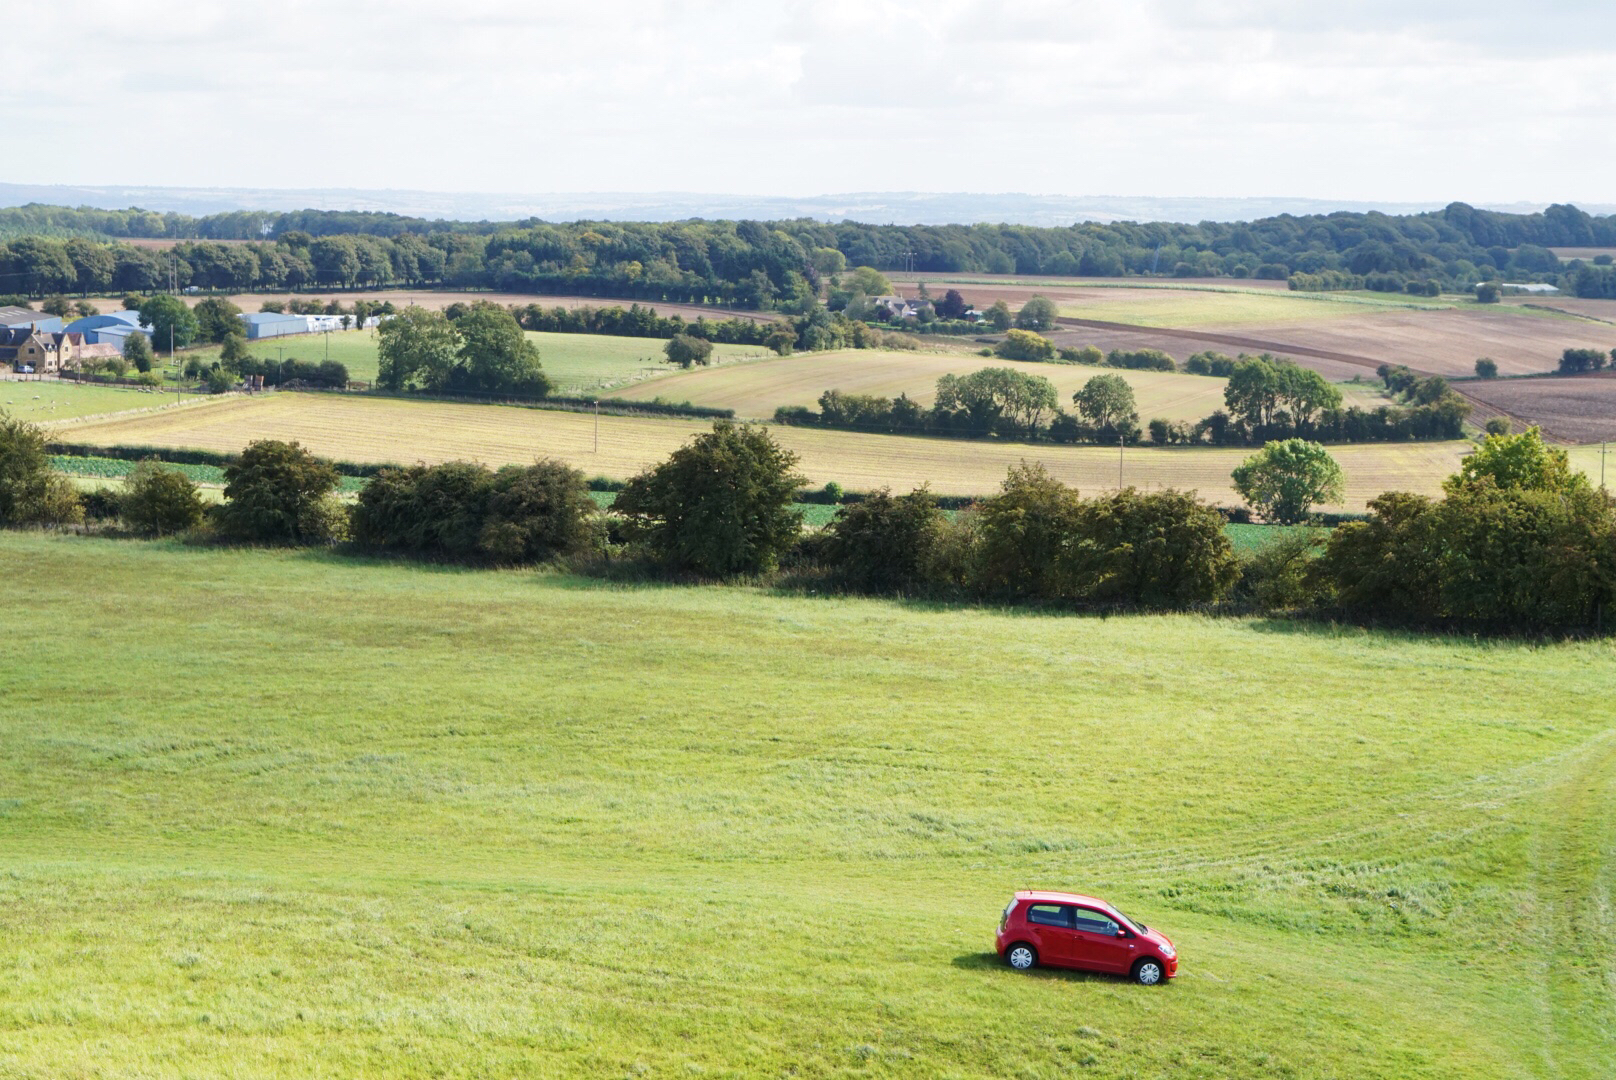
[614,348,1387,422]
[1047,307,1616,381]
[57,391,1474,510]
[1454,372,1616,443]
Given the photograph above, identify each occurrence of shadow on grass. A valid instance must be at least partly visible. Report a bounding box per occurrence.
[951,952,1127,983]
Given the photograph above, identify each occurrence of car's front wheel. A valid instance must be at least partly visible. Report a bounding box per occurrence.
[1006,943,1038,971]
[1133,958,1164,986]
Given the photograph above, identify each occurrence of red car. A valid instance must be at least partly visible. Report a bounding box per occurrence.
[996,890,1177,985]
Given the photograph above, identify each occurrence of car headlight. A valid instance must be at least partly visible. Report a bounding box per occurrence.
[1160,944,1175,958]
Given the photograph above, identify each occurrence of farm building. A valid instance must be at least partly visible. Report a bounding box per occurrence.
[0,328,67,373]
[239,312,309,340]
[0,307,64,334]
[64,310,148,345]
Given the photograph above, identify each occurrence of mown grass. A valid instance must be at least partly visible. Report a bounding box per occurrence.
[2,533,1615,1077]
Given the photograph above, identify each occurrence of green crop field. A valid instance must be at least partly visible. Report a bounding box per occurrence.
[2,532,1613,1078]
[53,392,1478,511]
[186,330,768,394]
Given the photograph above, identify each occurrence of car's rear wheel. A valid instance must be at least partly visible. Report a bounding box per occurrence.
[1133,958,1164,986]
[1006,943,1038,971]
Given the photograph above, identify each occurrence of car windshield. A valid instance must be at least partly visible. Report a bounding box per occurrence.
[1112,908,1146,932]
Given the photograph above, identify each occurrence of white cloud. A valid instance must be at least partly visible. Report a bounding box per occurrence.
[6,0,1615,203]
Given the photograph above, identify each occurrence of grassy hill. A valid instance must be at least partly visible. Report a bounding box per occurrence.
[2,532,1614,1077]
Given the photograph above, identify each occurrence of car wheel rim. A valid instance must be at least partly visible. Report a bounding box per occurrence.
[1139,964,1161,985]
[1010,948,1033,969]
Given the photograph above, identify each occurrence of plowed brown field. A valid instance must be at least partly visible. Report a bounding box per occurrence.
[1454,372,1616,443]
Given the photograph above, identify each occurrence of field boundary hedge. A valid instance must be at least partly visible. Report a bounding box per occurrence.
[281,385,735,421]
[47,441,403,478]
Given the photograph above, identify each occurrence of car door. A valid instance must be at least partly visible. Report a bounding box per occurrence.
[1022,903,1080,966]
[1070,908,1134,973]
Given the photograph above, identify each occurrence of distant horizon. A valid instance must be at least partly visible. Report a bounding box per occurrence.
[2,182,1611,228]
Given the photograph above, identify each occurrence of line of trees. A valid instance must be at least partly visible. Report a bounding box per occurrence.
[779,356,1469,446]
[3,201,1612,305]
[6,408,1614,631]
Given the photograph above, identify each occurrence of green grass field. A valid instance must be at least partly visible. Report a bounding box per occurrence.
[0,379,188,422]
[186,331,768,394]
[2,532,1614,1078]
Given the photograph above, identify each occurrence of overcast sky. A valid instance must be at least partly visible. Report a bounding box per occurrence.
[9,1,1614,204]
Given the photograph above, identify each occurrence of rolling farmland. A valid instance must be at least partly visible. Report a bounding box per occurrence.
[186,329,767,393]
[3,532,1615,1077]
[611,349,1383,423]
[56,391,1477,509]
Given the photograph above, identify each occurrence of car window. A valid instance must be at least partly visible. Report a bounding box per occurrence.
[1074,909,1121,936]
[1025,904,1073,928]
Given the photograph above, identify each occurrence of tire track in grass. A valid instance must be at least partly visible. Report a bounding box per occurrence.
[1535,731,1616,1078]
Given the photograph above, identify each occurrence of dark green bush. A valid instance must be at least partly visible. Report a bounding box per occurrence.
[216,440,344,544]
[121,460,206,537]
[1,411,83,527]
[821,487,948,594]
[615,421,805,577]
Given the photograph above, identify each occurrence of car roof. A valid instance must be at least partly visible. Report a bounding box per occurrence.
[1014,889,1117,912]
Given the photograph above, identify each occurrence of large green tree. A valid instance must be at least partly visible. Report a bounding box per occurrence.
[193,296,244,344]
[1231,439,1345,524]
[1073,374,1139,436]
[1014,295,1059,331]
[615,422,805,576]
[450,304,549,397]
[137,294,199,353]
[376,306,461,391]
[664,333,714,368]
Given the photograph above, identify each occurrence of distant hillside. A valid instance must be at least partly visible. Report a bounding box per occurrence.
[2,182,1611,227]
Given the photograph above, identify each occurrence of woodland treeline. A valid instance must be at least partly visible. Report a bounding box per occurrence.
[0,202,1611,306]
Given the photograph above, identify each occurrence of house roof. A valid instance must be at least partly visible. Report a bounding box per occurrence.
[0,327,42,346]
[0,307,42,327]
